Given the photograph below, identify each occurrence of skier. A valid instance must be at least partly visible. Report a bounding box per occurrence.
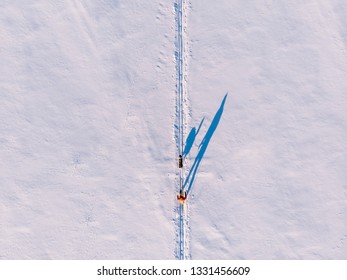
[178,155,183,168]
[177,190,187,203]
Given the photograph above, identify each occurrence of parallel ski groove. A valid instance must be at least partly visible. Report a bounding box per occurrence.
[175,0,189,260]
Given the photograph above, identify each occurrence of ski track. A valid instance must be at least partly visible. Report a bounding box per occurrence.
[175,0,190,260]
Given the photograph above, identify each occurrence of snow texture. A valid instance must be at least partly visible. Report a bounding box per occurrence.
[1,0,347,259]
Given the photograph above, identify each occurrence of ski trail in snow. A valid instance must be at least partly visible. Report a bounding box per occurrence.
[175,0,190,260]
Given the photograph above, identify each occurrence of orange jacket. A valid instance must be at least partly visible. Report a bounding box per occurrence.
[177,193,187,202]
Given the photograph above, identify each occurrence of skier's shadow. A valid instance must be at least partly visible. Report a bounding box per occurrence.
[183,93,228,195]
[182,117,204,159]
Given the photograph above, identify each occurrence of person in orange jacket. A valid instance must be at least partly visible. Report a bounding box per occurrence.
[177,190,187,203]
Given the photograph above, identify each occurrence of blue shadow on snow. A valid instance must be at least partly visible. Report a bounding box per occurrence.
[183,117,204,158]
[183,93,228,195]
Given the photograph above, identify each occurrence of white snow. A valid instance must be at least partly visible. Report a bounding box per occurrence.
[188,0,347,259]
[1,0,346,259]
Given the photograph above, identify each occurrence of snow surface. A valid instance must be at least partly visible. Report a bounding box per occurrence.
[1,0,347,259]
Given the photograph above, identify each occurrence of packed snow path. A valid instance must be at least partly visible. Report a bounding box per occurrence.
[175,0,190,260]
